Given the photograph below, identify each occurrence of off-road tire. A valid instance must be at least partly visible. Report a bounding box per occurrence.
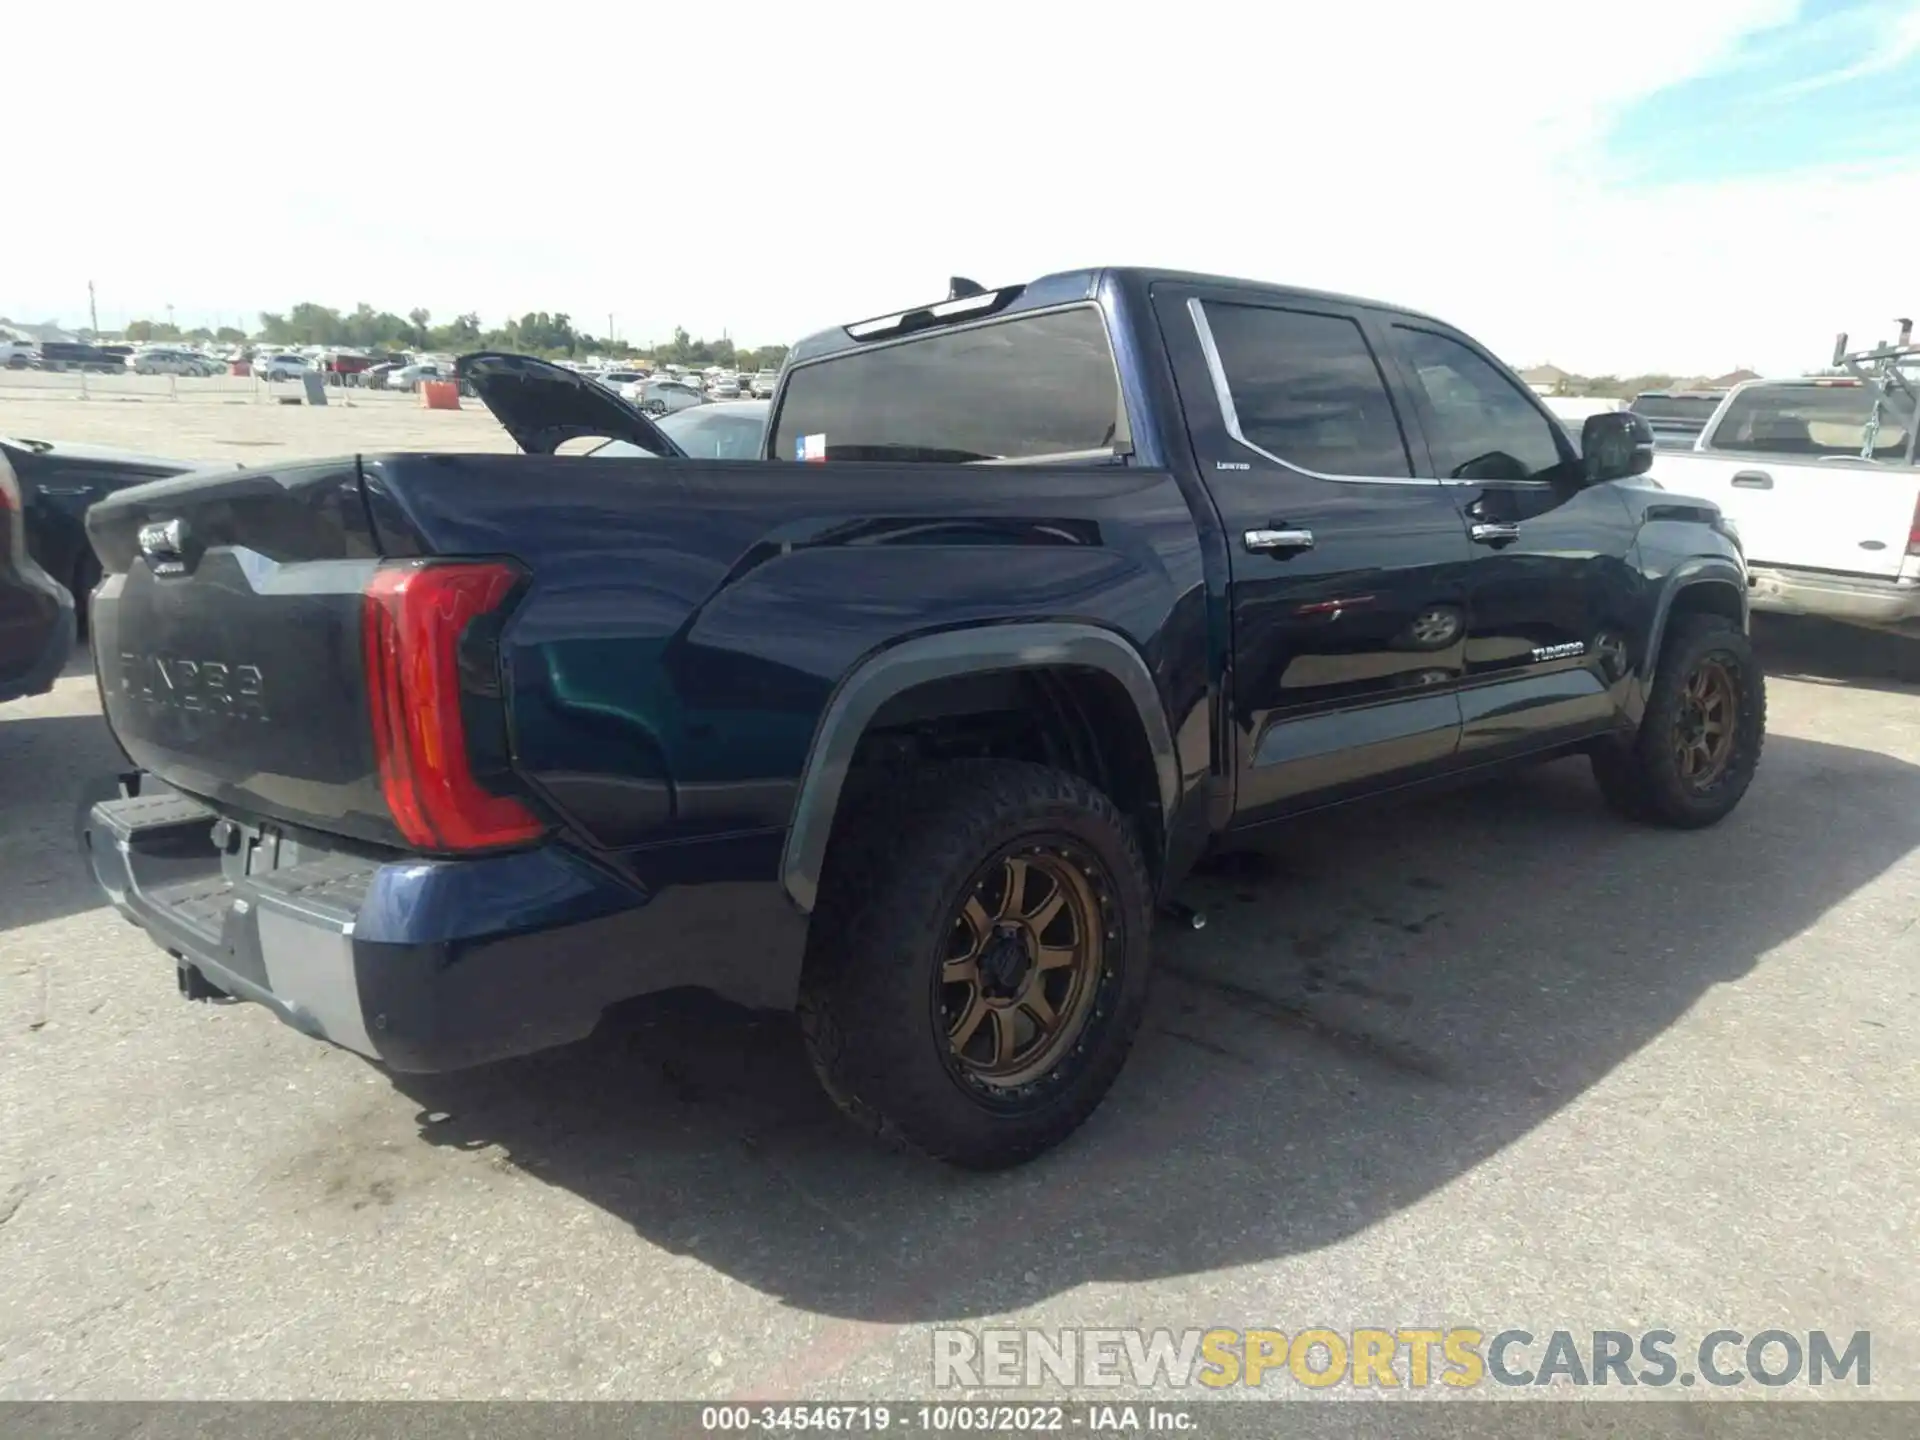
[798,760,1153,1170]
[1591,612,1765,827]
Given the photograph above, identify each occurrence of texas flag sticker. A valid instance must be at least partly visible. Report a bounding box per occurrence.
[797,433,828,462]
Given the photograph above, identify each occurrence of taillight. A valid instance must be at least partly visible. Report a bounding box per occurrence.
[362,561,546,852]
[1909,493,1920,557]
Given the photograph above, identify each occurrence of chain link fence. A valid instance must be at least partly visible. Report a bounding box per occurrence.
[0,366,427,407]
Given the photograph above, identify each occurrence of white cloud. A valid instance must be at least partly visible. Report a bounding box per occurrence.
[7,0,1912,375]
[1767,0,1920,98]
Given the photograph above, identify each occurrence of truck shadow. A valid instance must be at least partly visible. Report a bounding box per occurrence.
[393,728,1920,1332]
[0,671,126,932]
[1752,614,1920,694]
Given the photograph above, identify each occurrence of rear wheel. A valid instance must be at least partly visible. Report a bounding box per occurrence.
[799,760,1153,1169]
[1591,612,1765,827]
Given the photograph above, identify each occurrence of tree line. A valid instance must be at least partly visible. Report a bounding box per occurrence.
[1543,371,1746,398]
[119,303,788,370]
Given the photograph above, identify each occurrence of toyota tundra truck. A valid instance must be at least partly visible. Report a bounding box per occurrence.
[77,268,1762,1168]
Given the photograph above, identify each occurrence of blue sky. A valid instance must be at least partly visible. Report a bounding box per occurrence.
[1609,0,1920,183]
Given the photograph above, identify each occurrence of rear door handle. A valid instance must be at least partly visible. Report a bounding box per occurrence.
[1731,471,1773,489]
[1244,527,1314,554]
[1469,522,1520,546]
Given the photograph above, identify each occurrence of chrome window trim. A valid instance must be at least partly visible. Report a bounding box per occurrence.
[972,447,1120,467]
[1188,296,1437,488]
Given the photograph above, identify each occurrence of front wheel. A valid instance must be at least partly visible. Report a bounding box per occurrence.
[799,760,1153,1169]
[1591,612,1766,827]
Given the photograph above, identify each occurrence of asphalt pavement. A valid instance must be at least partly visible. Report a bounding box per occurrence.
[2,617,1916,1401]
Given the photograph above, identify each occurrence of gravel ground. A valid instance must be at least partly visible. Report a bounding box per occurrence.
[0,375,517,461]
[1,387,1917,1404]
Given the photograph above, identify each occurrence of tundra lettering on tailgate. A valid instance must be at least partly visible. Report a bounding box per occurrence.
[118,653,268,723]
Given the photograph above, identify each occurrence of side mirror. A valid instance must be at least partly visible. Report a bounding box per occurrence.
[1582,410,1655,483]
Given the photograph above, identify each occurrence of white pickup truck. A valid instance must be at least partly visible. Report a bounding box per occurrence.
[1652,375,1920,634]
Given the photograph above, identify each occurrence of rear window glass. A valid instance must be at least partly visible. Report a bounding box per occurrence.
[772,306,1128,464]
[1710,385,1913,461]
[1631,395,1721,422]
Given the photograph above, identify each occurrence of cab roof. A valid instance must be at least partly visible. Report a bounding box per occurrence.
[785,266,1450,367]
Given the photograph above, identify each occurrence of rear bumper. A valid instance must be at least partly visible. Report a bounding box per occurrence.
[1747,564,1920,629]
[0,564,75,704]
[80,776,806,1072]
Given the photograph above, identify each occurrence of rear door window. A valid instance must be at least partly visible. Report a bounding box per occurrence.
[1197,302,1412,477]
[772,306,1129,463]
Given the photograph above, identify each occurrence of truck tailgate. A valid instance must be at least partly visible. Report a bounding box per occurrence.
[85,461,400,845]
[1652,450,1920,578]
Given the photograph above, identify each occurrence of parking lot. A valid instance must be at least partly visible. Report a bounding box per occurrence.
[2,390,1918,1401]
[0,373,519,461]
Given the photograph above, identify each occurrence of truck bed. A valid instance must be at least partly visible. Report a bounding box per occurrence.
[83,448,1203,856]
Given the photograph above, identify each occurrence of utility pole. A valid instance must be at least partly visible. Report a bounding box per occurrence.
[166,303,175,333]
[608,312,615,346]
[88,280,99,337]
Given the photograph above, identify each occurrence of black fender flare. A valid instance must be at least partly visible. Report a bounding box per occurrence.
[780,623,1179,914]
[1642,556,1750,682]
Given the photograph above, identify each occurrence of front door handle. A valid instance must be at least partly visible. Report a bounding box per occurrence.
[1244,527,1315,554]
[1731,470,1773,489]
[1469,522,1520,546]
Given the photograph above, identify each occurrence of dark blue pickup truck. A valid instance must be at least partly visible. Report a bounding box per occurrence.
[78,268,1762,1168]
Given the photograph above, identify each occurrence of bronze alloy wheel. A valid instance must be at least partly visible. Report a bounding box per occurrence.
[937,846,1105,1091]
[1675,655,1740,790]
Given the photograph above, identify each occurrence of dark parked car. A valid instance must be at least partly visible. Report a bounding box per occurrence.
[35,342,131,374]
[1630,390,1726,449]
[0,436,202,635]
[76,270,1760,1169]
[1,445,75,703]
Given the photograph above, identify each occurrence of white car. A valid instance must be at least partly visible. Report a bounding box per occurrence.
[1652,375,1920,633]
[131,348,216,376]
[657,399,769,459]
[386,362,451,392]
[256,353,313,381]
[1,339,36,370]
[622,377,705,416]
[749,369,779,398]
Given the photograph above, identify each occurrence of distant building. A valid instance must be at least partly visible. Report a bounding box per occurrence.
[1518,363,1570,395]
